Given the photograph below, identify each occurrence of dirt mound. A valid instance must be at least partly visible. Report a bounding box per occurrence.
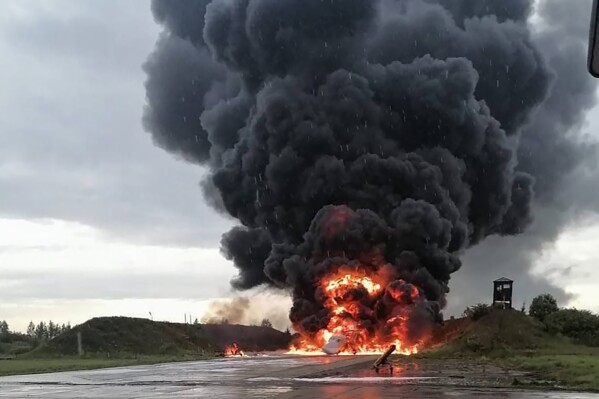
[430,309,560,355]
[29,317,291,357]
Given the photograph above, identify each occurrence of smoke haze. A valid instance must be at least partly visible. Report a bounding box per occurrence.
[201,296,290,330]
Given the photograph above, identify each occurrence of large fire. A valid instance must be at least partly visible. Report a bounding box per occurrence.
[289,265,425,355]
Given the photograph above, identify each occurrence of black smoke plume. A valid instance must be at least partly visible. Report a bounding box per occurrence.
[144,0,596,338]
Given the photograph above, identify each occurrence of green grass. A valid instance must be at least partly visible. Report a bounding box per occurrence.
[419,335,580,360]
[504,347,599,392]
[414,310,599,392]
[0,338,36,357]
[417,337,599,391]
[408,344,599,391]
[0,354,216,377]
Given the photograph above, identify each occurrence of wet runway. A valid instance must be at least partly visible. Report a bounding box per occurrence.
[0,356,598,398]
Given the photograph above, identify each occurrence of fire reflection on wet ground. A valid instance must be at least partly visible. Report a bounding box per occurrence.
[0,355,598,399]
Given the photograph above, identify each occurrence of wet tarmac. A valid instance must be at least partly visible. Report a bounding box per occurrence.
[0,356,598,398]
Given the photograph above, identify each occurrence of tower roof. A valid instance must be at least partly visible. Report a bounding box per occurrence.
[494,277,513,283]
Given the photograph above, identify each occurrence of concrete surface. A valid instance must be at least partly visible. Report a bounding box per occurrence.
[0,356,598,398]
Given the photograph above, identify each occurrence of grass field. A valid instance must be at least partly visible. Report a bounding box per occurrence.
[506,349,599,391]
[417,310,599,392]
[417,345,599,391]
[0,354,215,377]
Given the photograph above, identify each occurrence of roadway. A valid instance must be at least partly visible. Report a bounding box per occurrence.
[0,355,596,398]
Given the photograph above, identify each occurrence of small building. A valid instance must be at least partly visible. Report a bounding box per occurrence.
[493,277,513,309]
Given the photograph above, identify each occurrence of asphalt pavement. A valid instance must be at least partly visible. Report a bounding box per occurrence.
[0,355,597,399]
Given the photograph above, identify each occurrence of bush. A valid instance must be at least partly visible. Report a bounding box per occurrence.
[529,294,558,321]
[545,308,599,346]
[463,304,492,321]
[260,319,273,328]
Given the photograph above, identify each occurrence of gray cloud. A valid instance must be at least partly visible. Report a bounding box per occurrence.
[0,0,232,248]
[0,270,231,301]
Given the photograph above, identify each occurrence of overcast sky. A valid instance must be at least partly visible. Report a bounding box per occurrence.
[1,0,598,332]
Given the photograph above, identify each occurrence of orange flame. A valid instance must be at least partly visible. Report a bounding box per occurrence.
[224,342,244,357]
[288,266,425,356]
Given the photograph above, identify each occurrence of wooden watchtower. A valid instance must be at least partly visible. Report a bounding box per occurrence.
[493,277,513,309]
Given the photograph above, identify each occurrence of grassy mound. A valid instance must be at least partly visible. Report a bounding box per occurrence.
[28,317,216,357]
[411,310,599,391]
[0,333,37,358]
[428,309,570,356]
[25,317,292,358]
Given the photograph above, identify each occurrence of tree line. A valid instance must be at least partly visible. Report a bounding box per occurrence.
[26,321,72,341]
[0,320,71,342]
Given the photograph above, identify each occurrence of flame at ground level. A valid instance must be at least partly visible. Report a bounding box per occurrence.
[287,339,419,356]
[224,343,244,357]
[288,266,428,356]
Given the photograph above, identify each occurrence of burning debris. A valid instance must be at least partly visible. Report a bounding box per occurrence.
[145,0,555,355]
[372,345,397,374]
[224,343,244,357]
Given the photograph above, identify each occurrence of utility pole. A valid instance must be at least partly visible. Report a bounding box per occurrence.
[77,332,83,357]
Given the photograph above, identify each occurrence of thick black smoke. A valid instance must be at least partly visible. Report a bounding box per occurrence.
[143,0,595,334]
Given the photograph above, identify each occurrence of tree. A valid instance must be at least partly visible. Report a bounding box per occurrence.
[545,309,599,346]
[260,318,273,328]
[529,294,559,321]
[35,321,47,341]
[0,320,9,335]
[27,321,35,337]
[48,321,57,340]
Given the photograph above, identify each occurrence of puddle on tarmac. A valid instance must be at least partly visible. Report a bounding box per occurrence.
[249,376,439,384]
[247,386,293,397]
[296,376,440,383]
